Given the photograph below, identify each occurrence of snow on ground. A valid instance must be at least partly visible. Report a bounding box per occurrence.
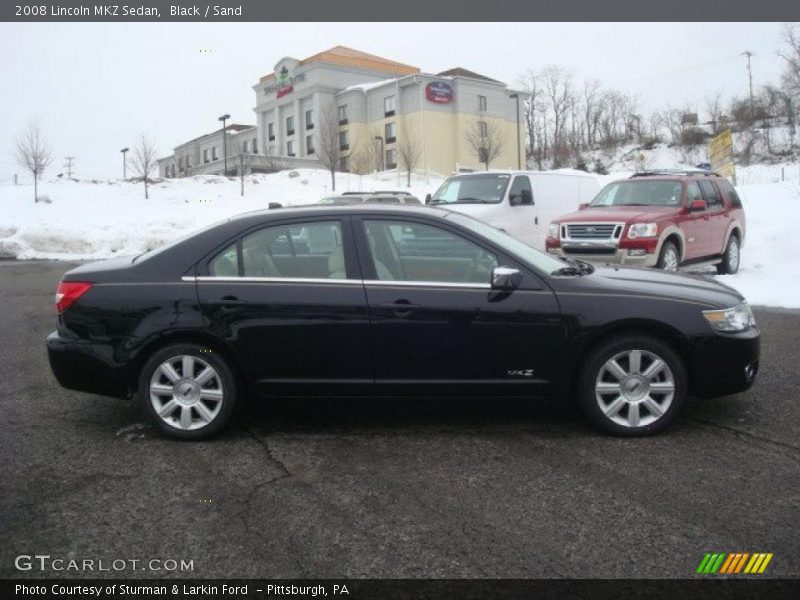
[1,166,799,308]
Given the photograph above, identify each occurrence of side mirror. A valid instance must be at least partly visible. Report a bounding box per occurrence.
[425,193,432,205]
[688,199,706,212]
[578,203,589,210]
[491,266,522,291]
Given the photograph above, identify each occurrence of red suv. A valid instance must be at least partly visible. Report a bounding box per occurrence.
[545,170,745,274]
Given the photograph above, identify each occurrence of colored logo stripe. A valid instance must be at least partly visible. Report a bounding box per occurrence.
[698,552,773,574]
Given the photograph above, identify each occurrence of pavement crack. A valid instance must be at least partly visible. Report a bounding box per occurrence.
[683,416,800,461]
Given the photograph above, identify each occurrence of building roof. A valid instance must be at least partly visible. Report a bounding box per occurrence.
[177,124,255,148]
[259,45,419,83]
[436,67,500,83]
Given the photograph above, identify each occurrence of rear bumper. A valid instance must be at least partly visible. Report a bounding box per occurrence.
[687,328,760,398]
[47,331,131,399]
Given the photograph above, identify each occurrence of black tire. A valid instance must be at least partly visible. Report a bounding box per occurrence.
[656,240,680,272]
[716,235,740,275]
[577,335,687,436]
[139,343,238,440]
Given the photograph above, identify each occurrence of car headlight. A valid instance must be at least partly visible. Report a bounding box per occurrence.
[548,223,560,238]
[703,302,756,332]
[627,223,658,239]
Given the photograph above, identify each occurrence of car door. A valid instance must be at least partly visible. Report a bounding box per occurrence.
[195,216,372,397]
[681,181,710,260]
[354,215,563,397]
[698,179,727,256]
[506,175,537,246]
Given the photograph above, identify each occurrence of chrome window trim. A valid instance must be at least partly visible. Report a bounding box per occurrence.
[183,275,492,290]
[364,279,491,290]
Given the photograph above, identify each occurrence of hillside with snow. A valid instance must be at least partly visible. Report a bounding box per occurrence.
[1,166,799,308]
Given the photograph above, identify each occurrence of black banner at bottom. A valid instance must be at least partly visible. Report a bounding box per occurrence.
[3,579,800,600]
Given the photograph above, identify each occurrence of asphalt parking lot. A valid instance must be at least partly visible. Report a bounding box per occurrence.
[1,260,798,579]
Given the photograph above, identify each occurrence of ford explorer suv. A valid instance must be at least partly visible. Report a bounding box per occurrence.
[545,171,745,274]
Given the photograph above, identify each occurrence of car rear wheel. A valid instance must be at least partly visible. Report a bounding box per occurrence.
[716,235,740,275]
[139,343,237,440]
[656,241,679,272]
[578,335,687,436]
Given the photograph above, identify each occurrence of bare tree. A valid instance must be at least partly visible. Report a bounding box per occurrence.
[542,66,574,157]
[779,24,800,99]
[12,118,53,203]
[582,78,604,147]
[316,107,342,191]
[464,118,508,170]
[396,120,422,187]
[263,145,290,172]
[705,92,725,134]
[130,133,158,200]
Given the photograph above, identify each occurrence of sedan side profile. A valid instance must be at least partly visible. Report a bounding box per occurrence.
[47,205,759,440]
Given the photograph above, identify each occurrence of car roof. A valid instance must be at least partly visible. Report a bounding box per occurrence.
[233,203,450,223]
[450,169,596,179]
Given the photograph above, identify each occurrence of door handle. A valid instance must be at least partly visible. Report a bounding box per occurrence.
[379,300,420,316]
[210,295,249,307]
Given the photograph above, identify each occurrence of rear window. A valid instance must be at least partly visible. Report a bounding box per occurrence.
[717,179,743,208]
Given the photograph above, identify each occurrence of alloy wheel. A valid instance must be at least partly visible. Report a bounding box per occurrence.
[149,355,224,430]
[663,248,679,272]
[594,349,675,428]
[728,238,739,271]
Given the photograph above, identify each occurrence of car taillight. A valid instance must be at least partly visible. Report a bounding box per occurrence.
[55,281,92,313]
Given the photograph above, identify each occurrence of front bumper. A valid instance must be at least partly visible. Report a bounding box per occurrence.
[686,327,760,398]
[547,245,659,267]
[47,331,131,399]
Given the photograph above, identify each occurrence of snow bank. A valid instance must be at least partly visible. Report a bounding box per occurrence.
[1,166,799,308]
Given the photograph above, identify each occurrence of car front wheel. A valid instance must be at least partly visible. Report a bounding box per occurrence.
[656,240,679,272]
[139,343,238,440]
[578,335,687,436]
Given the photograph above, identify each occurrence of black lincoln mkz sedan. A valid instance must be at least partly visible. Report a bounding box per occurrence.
[47,205,759,439]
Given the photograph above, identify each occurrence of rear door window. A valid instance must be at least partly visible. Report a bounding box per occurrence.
[686,182,704,206]
[717,179,743,208]
[699,180,723,209]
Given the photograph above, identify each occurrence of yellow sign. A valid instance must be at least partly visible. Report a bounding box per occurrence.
[707,128,735,183]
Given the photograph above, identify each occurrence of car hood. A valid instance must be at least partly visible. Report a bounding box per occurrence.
[556,206,677,223]
[561,265,745,309]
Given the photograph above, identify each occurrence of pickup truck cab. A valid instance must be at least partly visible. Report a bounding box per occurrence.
[545,171,746,274]
[427,170,599,250]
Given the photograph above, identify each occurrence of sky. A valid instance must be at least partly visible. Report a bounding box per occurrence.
[0,22,791,181]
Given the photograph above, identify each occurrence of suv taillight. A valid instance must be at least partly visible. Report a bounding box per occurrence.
[55,281,92,313]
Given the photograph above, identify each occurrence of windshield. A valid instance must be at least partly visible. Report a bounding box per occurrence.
[590,180,683,207]
[430,174,511,205]
[445,212,567,274]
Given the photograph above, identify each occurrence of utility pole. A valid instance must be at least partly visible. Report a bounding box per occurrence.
[120,147,129,179]
[218,113,230,176]
[63,156,74,178]
[742,51,755,116]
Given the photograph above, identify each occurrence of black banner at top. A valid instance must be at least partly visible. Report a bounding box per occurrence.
[2,0,800,22]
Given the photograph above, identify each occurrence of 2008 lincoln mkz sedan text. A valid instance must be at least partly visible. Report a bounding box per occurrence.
[47,205,759,439]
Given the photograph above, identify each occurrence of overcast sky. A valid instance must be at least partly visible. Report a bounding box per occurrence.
[0,22,790,180]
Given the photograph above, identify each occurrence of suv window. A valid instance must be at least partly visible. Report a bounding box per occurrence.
[698,180,723,209]
[686,182,703,205]
[591,181,682,207]
[509,176,533,205]
[208,220,346,280]
[364,220,498,284]
[717,179,742,208]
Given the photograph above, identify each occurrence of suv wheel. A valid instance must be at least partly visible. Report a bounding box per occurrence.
[656,241,679,272]
[578,335,687,436]
[139,343,238,440]
[716,235,740,275]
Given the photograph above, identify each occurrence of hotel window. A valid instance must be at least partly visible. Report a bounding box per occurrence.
[479,121,488,137]
[268,144,275,155]
[385,148,397,169]
[287,140,295,156]
[178,157,183,169]
[305,109,314,130]
[338,156,349,171]
[338,105,348,125]
[268,122,275,141]
[212,146,218,161]
[478,95,487,112]
[306,134,315,155]
[286,116,295,136]
[252,139,258,154]
[339,130,349,151]
[186,156,191,168]
[385,122,396,144]
[384,95,395,117]
[203,149,209,163]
